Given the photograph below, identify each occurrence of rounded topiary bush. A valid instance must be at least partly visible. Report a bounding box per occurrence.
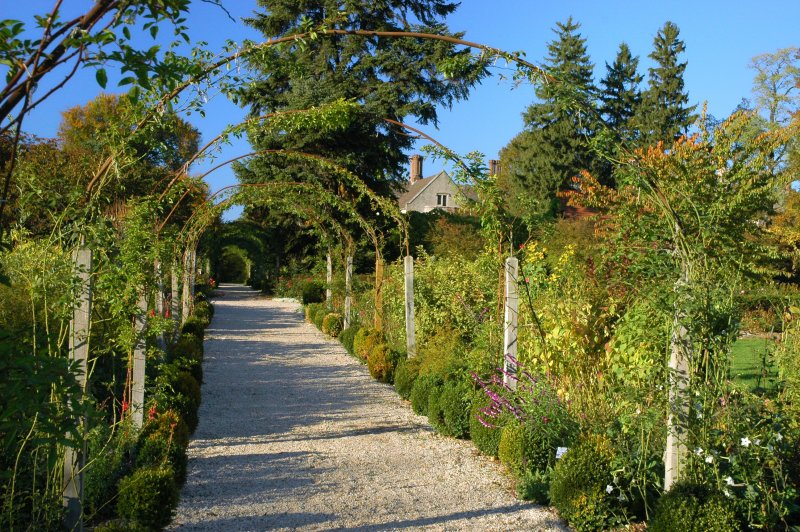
[181,316,206,338]
[165,371,201,433]
[84,424,138,522]
[322,313,343,337]
[410,374,442,416]
[305,302,323,322]
[439,377,473,439]
[171,334,203,363]
[426,382,446,432]
[301,280,325,305]
[394,357,420,400]
[469,390,503,457]
[353,328,381,362]
[367,342,395,383]
[549,434,625,531]
[135,410,190,483]
[116,466,178,530]
[649,482,741,532]
[313,306,329,330]
[339,325,360,355]
[499,419,528,477]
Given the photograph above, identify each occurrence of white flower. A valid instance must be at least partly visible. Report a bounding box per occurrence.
[606,485,614,494]
[725,476,735,486]
[618,494,627,502]
[754,438,761,446]
[775,432,783,442]
[741,437,751,447]
[723,488,733,498]
[694,447,704,456]
[635,407,641,415]
[705,455,714,464]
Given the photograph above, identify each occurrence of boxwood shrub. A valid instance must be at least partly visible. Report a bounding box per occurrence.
[116,466,179,530]
[649,482,741,532]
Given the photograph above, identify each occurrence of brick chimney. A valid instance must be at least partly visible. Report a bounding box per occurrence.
[409,154,423,184]
[488,159,500,176]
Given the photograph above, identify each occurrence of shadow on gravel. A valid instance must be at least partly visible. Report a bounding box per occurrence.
[340,505,566,531]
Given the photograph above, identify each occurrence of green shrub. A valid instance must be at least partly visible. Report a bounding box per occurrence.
[322,313,343,337]
[354,328,382,362]
[469,390,503,457]
[181,316,206,337]
[410,374,442,416]
[116,466,179,530]
[394,357,420,400]
[339,325,360,355]
[649,482,741,532]
[313,306,329,330]
[367,343,398,383]
[301,280,325,304]
[169,333,204,384]
[549,434,627,531]
[135,410,190,483]
[517,469,552,504]
[426,382,445,432]
[499,420,528,477]
[416,330,465,379]
[439,377,473,439]
[193,300,214,321]
[84,423,138,523]
[305,302,323,322]
[162,370,201,433]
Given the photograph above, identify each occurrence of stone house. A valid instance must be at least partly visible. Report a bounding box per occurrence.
[396,155,478,214]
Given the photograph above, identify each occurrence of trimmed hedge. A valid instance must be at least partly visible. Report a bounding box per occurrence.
[649,482,741,532]
[135,410,190,483]
[339,325,360,355]
[469,390,503,457]
[367,342,396,383]
[410,374,442,416]
[116,466,179,530]
[322,313,343,337]
[549,434,626,531]
[393,357,420,400]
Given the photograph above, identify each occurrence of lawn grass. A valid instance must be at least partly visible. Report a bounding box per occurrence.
[729,337,779,394]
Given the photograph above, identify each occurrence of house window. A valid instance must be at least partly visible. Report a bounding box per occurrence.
[436,193,448,207]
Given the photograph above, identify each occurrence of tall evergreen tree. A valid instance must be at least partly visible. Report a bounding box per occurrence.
[501,17,601,218]
[236,0,486,197]
[635,21,697,145]
[599,43,643,143]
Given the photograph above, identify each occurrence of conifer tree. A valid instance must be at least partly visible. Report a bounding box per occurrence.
[501,17,600,218]
[599,43,643,143]
[635,21,697,145]
[236,0,486,197]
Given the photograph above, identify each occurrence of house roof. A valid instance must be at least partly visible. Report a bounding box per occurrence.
[395,170,449,207]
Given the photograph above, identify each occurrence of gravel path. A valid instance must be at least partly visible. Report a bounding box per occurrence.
[169,284,566,531]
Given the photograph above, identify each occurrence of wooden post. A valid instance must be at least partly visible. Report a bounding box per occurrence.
[326,250,333,309]
[171,260,180,333]
[154,259,166,348]
[181,250,191,325]
[665,274,692,491]
[189,248,197,300]
[344,254,353,329]
[503,257,519,390]
[374,254,384,331]
[131,293,148,428]
[404,255,416,357]
[64,245,92,531]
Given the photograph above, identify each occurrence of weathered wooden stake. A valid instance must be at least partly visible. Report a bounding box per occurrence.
[171,260,180,334]
[344,254,353,329]
[189,248,197,300]
[326,250,333,308]
[404,255,417,357]
[131,293,148,428]
[181,251,191,325]
[374,255,384,331]
[665,275,692,491]
[503,257,519,390]
[64,245,92,531]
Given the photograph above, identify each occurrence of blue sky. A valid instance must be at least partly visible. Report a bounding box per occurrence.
[4,1,799,218]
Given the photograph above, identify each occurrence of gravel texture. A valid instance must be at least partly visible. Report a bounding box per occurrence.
[169,284,566,531]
